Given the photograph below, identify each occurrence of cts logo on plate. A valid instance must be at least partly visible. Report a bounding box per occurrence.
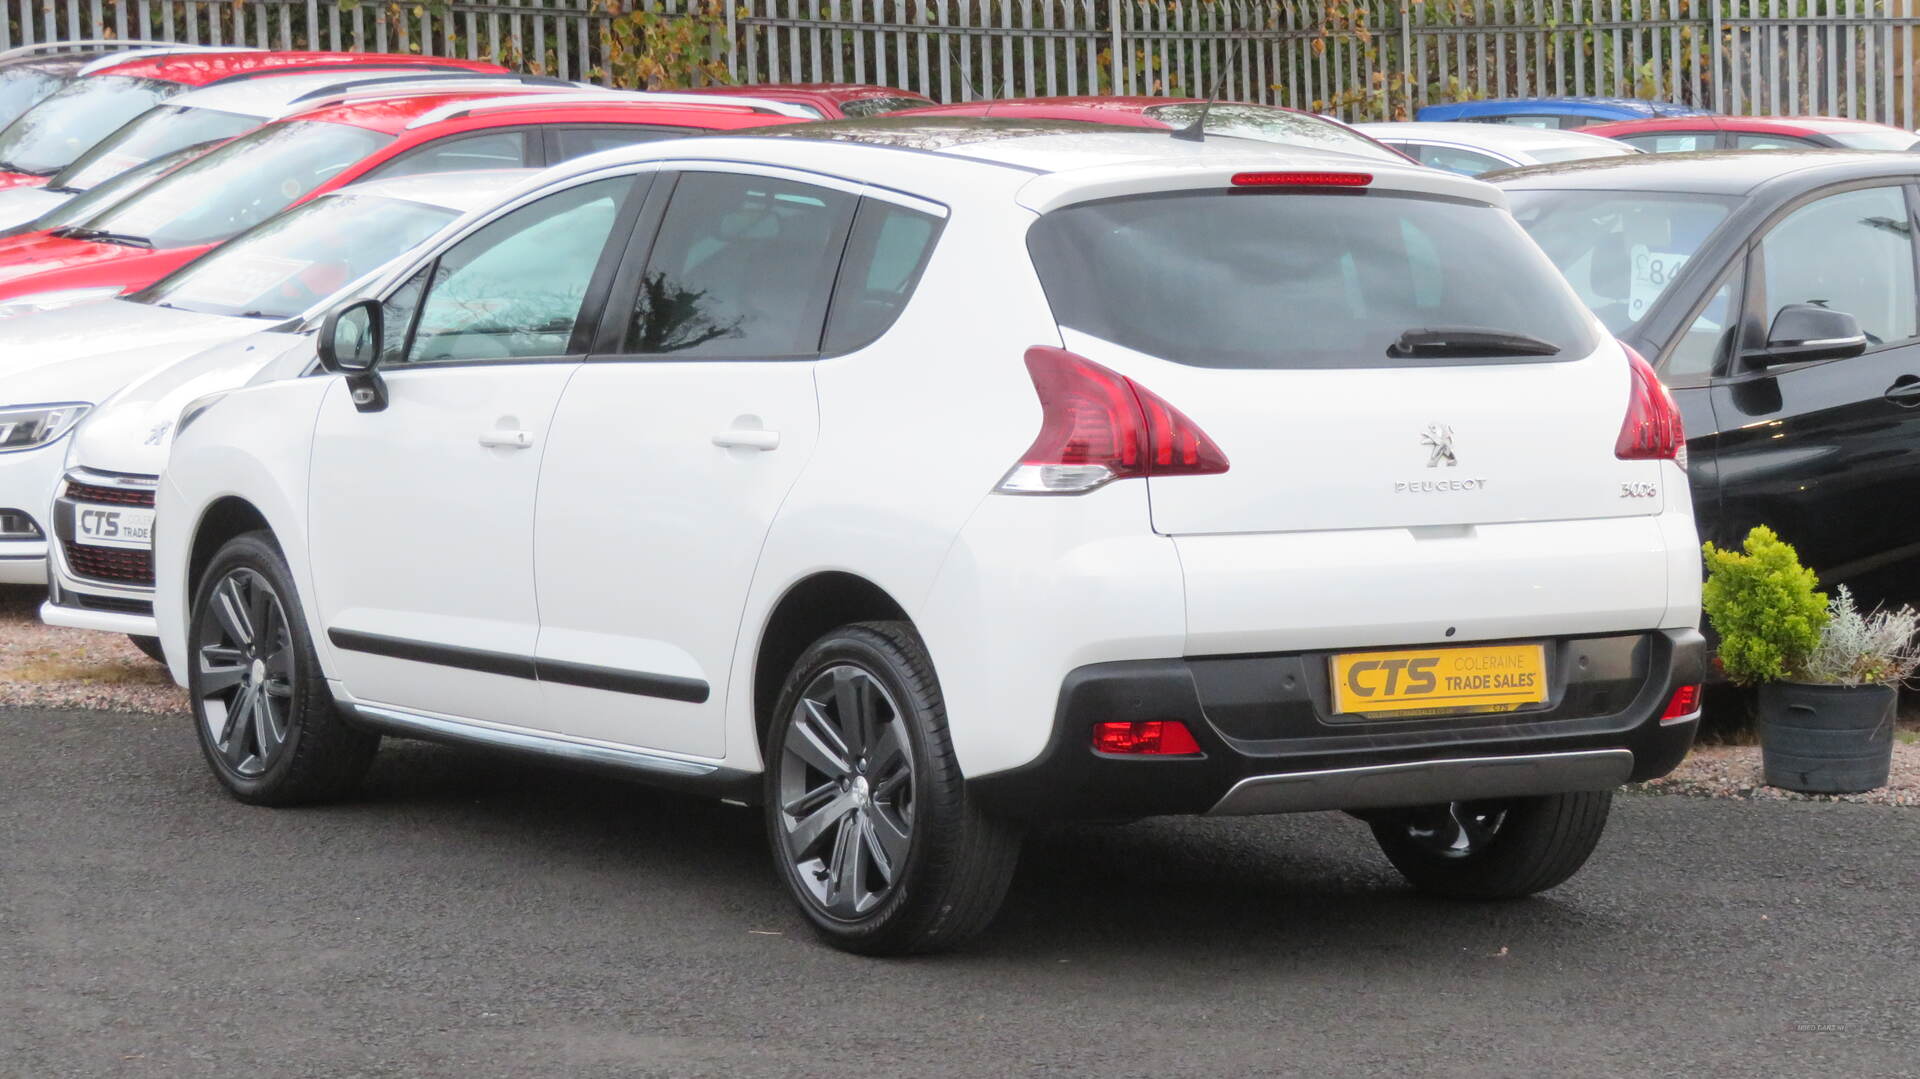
[1329,643,1549,718]
[74,505,156,551]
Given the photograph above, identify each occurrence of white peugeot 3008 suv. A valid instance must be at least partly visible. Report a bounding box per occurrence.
[153,123,1705,955]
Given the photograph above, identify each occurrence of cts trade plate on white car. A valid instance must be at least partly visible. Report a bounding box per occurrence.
[152,122,1706,955]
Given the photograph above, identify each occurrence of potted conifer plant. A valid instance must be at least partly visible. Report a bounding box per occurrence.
[1701,526,1917,794]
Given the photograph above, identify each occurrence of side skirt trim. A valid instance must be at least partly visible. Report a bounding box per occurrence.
[326,628,709,703]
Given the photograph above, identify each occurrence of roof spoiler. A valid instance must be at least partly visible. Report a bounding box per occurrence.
[77,44,262,76]
[401,89,817,129]
[286,71,579,107]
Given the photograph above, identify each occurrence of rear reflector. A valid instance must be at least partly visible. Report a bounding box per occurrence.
[997,347,1229,494]
[1615,343,1687,467]
[1092,720,1204,756]
[1661,684,1702,723]
[1230,171,1372,188]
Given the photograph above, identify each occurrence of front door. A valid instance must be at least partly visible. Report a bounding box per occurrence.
[307,175,637,724]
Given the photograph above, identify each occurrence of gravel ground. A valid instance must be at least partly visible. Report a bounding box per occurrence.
[4,583,1915,805]
[0,586,184,713]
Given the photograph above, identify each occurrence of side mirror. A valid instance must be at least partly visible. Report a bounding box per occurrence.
[1747,304,1868,367]
[316,299,388,413]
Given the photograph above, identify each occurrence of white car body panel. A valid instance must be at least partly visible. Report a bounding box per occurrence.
[154,132,1702,789]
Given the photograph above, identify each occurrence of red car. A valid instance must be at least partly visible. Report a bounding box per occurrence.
[0,48,508,190]
[1582,114,1920,153]
[0,89,805,303]
[895,95,1412,162]
[687,82,931,118]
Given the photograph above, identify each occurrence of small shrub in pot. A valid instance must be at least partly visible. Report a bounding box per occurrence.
[1701,527,1915,794]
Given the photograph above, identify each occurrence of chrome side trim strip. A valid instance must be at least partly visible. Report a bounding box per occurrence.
[1208,749,1635,816]
[343,702,718,780]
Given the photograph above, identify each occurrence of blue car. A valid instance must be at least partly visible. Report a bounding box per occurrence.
[1415,96,1712,129]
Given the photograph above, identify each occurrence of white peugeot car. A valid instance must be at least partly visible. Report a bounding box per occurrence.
[154,124,1705,954]
[0,170,532,600]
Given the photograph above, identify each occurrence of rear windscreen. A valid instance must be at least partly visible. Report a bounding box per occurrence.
[1027,188,1599,369]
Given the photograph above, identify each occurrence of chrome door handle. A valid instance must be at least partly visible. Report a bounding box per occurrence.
[1885,375,1920,407]
[478,430,534,449]
[712,429,781,451]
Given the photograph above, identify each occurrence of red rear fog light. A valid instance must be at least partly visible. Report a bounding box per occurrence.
[1661,685,1702,723]
[1092,720,1204,756]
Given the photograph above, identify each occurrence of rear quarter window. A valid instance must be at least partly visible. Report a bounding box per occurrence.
[1027,188,1599,369]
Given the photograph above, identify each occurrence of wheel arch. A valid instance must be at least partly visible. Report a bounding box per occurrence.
[752,571,911,756]
[186,496,274,604]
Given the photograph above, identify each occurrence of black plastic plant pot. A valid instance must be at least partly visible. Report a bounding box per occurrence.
[1757,682,1896,795]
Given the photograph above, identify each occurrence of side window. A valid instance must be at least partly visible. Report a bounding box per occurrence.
[404,177,629,364]
[1735,133,1815,151]
[626,172,855,357]
[367,130,532,181]
[1417,145,1507,176]
[822,199,944,354]
[1624,133,1716,153]
[1665,273,1740,383]
[551,126,683,162]
[1760,186,1918,348]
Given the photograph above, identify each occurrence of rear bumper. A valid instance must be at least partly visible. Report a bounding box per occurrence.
[966,627,1706,820]
[0,545,47,584]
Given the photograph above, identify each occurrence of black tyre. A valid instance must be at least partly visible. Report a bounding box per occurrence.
[1369,789,1613,899]
[128,634,166,665]
[765,621,1022,955]
[187,531,378,806]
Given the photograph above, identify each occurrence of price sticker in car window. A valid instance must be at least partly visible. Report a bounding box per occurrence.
[1629,245,1689,322]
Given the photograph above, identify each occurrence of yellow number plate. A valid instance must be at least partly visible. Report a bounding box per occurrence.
[1329,643,1548,719]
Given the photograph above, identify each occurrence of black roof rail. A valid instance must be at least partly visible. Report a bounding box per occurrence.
[286,71,576,104]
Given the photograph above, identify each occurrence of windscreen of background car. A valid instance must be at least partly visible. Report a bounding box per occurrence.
[1525,143,1640,164]
[51,104,263,192]
[1823,128,1920,151]
[0,75,175,175]
[132,194,458,320]
[1026,188,1598,368]
[1505,188,1736,333]
[78,120,393,249]
[0,66,67,129]
[839,96,932,118]
[17,140,216,238]
[1145,103,1401,162]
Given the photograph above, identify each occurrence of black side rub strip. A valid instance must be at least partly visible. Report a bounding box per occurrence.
[326,629,709,704]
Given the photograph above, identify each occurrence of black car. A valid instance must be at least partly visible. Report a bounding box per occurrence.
[1496,151,1920,604]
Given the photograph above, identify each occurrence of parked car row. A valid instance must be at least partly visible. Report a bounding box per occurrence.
[0,53,1909,953]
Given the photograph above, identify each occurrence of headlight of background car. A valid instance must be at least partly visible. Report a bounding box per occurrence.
[0,287,123,322]
[0,403,91,453]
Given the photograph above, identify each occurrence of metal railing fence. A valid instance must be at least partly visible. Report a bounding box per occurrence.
[8,0,1920,126]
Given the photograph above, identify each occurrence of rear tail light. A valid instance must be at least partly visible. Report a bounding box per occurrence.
[1661,684,1702,724]
[1230,171,1372,188]
[1092,720,1204,756]
[1615,343,1687,468]
[997,346,1229,494]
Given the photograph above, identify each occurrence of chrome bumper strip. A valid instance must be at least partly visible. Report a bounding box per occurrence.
[1207,749,1635,816]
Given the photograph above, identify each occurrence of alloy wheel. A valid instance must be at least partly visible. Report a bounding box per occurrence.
[1399,801,1510,859]
[776,664,915,919]
[195,568,296,778]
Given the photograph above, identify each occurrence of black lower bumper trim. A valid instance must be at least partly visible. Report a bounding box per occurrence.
[967,628,1706,821]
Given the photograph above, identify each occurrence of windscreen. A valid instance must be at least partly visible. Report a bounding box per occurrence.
[0,75,175,175]
[135,194,456,319]
[839,96,929,118]
[1825,128,1920,151]
[1505,188,1736,332]
[1145,103,1402,162]
[1526,143,1639,164]
[80,120,393,249]
[22,141,215,236]
[51,104,261,192]
[0,66,67,128]
[1027,187,1599,369]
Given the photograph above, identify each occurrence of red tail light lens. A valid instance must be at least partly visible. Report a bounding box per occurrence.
[1092,720,1204,756]
[1230,171,1372,188]
[1615,343,1686,466]
[1661,684,1702,723]
[998,346,1229,494]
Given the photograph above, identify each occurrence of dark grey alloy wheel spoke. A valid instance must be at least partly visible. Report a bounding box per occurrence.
[1402,801,1510,858]
[778,665,915,919]
[196,568,295,778]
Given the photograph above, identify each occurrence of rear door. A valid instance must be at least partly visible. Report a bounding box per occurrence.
[530,168,924,758]
[1025,184,1663,539]
[1708,181,1920,583]
[307,174,637,724]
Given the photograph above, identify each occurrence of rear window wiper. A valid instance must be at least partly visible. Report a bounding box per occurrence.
[52,226,152,248]
[1388,327,1561,358]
